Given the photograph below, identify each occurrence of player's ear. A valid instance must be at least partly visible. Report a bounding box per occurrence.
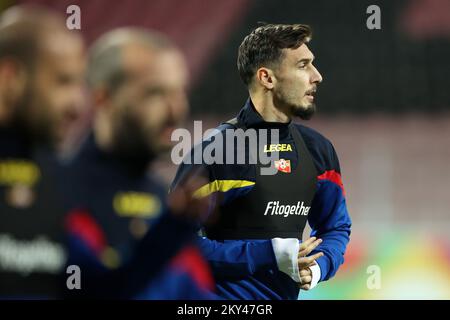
[92,86,114,111]
[0,58,27,102]
[255,67,276,90]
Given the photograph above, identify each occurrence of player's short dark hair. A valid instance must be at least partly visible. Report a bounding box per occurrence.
[237,23,312,86]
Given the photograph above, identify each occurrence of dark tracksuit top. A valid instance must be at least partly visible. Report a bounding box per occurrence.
[171,99,352,300]
[0,127,67,298]
[62,134,214,299]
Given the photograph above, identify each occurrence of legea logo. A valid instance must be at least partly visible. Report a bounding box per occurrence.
[264,201,310,217]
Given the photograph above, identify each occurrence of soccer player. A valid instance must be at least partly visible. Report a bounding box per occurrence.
[0,5,86,298]
[63,28,213,299]
[171,24,352,299]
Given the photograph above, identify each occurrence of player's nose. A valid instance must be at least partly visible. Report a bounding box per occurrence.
[311,65,323,84]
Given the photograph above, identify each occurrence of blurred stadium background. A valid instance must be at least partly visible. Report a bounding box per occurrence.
[2,0,449,299]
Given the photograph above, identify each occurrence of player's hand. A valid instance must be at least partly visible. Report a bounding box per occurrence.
[299,267,313,290]
[297,237,323,270]
[167,176,210,223]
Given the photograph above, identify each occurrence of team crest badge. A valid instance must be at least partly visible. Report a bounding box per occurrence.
[274,159,291,173]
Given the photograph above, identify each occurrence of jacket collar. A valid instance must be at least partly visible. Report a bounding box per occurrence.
[236,98,292,135]
[79,132,151,176]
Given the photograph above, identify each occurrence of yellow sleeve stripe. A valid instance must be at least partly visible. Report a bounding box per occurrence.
[193,180,255,198]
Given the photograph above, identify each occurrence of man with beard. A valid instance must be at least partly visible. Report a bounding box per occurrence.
[0,5,86,298]
[64,28,214,299]
[171,24,352,299]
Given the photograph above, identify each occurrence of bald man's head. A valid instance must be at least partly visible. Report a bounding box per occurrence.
[88,28,189,163]
[0,5,86,149]
[0,5,66,70]
[87,27,176,92]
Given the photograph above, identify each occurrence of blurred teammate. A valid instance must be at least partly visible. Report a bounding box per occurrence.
[171,24,352,299]
[0,5,86,298]
[63,28,213,299]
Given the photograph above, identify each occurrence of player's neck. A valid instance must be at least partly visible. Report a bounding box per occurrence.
[93,110,114,153]
[0,100,13,127]
[250,91,290,124]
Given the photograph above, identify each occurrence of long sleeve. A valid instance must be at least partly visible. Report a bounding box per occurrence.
[196,236,277,279]
[65,209,211,298]
[307,147,352,282]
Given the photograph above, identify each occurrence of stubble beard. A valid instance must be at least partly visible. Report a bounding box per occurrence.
[290,102,316,120]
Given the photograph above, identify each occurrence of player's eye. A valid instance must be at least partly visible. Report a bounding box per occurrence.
[144,87,165,98]
[57,73,75,86]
